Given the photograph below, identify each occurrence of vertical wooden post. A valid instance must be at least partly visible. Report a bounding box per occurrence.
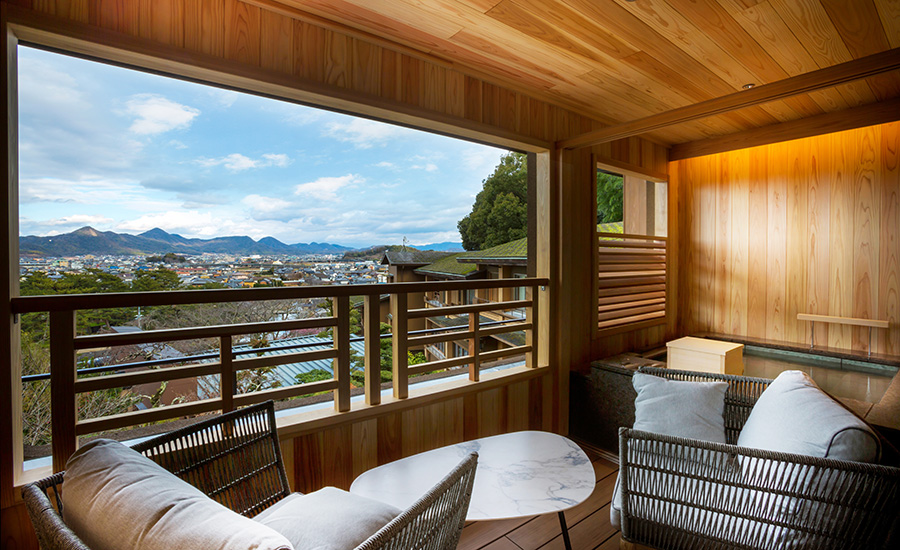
[468,310,480,381]
[49,311,77,473]
[391,293,408,399]
[334,296,351,412]
[526,285,538,368]
[363,295,381,406]
[220,335,234,413]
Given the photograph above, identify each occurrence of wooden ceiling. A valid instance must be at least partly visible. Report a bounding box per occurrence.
[259,0,900,145]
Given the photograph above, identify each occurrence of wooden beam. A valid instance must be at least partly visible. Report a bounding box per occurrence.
[4,4,552,153]
[670,97,900,160]
[559,48,900,149]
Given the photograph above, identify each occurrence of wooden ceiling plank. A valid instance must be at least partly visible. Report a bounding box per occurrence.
[558,47,900,149]
[819,0,899,100]
[717,0,853,113]
[768,0,878,106]
[458,0,504,13]
[252,0,620,128]
[873,0,900,48]
[620,50,775,130]
[613,0,784,93]
[670,96,900,160]
[510,0,640,60]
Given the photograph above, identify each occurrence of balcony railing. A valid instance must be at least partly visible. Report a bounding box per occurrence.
[11,277,546,472]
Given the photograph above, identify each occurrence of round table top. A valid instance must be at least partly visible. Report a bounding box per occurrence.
[349,430,596,521]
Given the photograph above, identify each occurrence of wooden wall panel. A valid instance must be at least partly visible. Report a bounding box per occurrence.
[672,121,900,356]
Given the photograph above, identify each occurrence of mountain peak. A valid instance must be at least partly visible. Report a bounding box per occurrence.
[73,226,101,237]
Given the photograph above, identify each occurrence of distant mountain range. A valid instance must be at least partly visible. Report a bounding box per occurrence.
[416,241,464,252]
[19,227,354,257]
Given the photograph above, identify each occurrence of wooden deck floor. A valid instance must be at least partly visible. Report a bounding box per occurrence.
[458,449,622,550]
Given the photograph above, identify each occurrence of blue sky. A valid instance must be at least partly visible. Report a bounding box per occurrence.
[17,46,508,248]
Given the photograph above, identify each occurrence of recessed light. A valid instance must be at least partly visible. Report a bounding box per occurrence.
[742,83,756,89]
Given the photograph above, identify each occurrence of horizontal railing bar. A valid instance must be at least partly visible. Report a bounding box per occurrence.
[409,355,474,374]
[72,317,337,349]
[797,313,889,329]
[408,330,475,347]
[11,278,550,313]
[479,321,532,337]
[234,348,338,371]
[75,398,223,436]
[478,345,531,363]
[233,379,338,408]
[408,299,531,319]
[598,232,667,242]
[74,363,223,393]
[22,318,526,382]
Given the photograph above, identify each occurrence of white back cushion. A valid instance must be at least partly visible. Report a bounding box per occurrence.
[737,370,879,462]
[62,439,293,550]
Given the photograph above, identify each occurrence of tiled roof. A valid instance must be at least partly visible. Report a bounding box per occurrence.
[415,253,481,279]
[381,249,451,266]
[457,237,527,264]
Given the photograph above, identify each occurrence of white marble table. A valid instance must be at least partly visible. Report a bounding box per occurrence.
[350,431,595,549]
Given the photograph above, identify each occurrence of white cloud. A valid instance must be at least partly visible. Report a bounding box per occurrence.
[323,118,413,149]
[411,163,439,172]
[461,146,506,173]
[375,161,395,168]
[294,174,363,201]
[45,214,114,226]
[262,153,291,167]
[196,153,292,172]
[125,94,200,135]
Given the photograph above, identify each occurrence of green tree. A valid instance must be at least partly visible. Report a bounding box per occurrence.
[596,171,624,224]
[457,152,527,251]
[132,268,182,292]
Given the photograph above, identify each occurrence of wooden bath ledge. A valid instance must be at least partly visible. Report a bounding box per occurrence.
[797,314,890,357]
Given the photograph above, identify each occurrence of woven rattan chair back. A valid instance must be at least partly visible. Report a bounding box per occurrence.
[130,401,290,517]
[22,402,289,550]
[356,452,478,550]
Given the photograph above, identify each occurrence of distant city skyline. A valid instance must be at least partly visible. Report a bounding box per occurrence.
[18,46,507,248]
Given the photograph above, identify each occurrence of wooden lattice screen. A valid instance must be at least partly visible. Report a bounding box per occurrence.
[597,232,667,331]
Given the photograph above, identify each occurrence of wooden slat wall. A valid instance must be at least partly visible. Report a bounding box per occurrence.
[281,374,551,493]
[672,121,900,356]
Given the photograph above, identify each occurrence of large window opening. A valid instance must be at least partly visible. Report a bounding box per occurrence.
[15,45,535,468]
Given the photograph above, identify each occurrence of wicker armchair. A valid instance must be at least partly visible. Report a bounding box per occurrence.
[22,401,477,550]
[618,367,900,550]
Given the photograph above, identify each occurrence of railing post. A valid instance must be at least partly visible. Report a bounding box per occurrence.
[363,295,381,406]
[468,310,480,382]
[49,310,77,472]
[526,285,538,368]
[220,335,234,413]
[391,293,408,399]
[334,296,351,412]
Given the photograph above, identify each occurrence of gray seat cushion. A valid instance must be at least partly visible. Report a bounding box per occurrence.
[254,488,401,550]
[61,439,293,550]
[737,370,880,462]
